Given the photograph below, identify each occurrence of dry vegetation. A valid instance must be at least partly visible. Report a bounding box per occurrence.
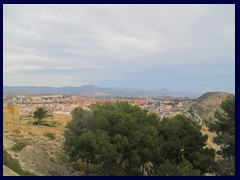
[3,104,83,176]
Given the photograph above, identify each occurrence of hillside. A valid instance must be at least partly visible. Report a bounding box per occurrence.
[3,103,82,176]
[190,92,231,121]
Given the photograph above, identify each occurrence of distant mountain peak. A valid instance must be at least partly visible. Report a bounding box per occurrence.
[3,85,200,97]
[158,88,172,92]
[81,84,98,88]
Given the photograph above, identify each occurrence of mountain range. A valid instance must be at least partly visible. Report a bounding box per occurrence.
[3,85,201,97]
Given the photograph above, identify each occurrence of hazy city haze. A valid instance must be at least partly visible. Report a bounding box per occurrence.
[3,4,235,93]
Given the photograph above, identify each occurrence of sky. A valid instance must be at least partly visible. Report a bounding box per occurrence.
[3,4,235,93]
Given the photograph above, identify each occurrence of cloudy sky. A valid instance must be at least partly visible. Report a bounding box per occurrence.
[3,4,235,93]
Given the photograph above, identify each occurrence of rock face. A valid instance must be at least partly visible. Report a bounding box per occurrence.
[3,104,20,123]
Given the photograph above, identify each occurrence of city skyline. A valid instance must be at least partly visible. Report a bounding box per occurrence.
[3,4,235,94]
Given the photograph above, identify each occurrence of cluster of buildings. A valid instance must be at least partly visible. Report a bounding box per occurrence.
[4,95,149,116]
[141,98,192,119]
[4,95,192,119]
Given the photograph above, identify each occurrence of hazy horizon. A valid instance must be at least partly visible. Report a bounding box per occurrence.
[3,4,235,94]
[3,84,235,95]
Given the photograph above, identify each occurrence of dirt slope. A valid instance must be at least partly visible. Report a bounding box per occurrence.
[3,121,82,176]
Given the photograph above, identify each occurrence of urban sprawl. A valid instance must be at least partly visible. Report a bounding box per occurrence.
[4,95,197,121]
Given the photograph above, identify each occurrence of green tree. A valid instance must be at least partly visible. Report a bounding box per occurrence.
[155,159,201,176]
[153,115,215,175]
[65,102,159,175]
[64,102,215,176]
[208,95,235,175]
[33,107,51,125]
[64,108,95,175]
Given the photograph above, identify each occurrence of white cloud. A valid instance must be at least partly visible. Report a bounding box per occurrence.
[3,4,235,92]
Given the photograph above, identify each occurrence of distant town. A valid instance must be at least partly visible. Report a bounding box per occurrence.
[4,94,196,121]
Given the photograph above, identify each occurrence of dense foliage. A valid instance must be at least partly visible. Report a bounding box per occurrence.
[208,95,235,175]
[64,101,215,176]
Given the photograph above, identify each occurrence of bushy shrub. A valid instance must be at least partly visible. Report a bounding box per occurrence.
[50,121,61,127]
[11,141,27,151]
[44,132,56,140]
[55,152,68,165]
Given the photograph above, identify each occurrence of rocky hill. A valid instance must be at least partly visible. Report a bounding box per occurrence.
[190,92,231,121]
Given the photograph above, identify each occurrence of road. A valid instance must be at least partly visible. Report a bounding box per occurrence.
[183,102,203,125]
